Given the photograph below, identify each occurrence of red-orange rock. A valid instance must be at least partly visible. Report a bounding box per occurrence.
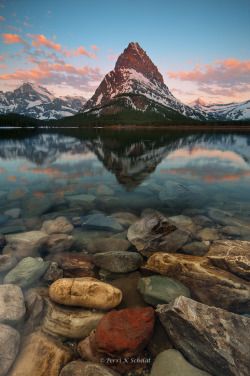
[95,307,155,357]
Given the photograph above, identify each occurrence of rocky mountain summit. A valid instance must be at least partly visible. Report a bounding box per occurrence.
[81,42,203,121]
[0,82,86,120]
[0,43,249,125]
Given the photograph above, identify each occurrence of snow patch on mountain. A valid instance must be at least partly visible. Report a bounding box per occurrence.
[190,98,250,121]
[0,82,86,120]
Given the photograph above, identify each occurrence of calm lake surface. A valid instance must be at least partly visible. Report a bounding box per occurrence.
[0,128,250,221]
[0,128,250,375]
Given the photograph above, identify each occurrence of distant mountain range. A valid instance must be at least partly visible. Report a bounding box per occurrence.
[0,82,86,120]
[0,42,249,125]
[190,97,250,121]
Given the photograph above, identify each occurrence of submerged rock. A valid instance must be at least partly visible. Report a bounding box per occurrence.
[145,252,250,312]
[4,257,50,288]
[208,240,250,281]
[46,233,74,253]
[127,212,190,257]
[86,237,130,253]
[147,317,173,357]
[23,196,54,217]
[181,241,209,256]
[4,230,48,259]
[43,299,104,339]
[49,277,122,310]
[157,296,250,376]
[0,284,26,324]
[41,216,73,235]
[169,215,197,233]
[23,289,45,334]
[0,233,6,250]
[110,212,139,228]
[208,207,250,229]
[48,252,94,278]
[0,254,17,272]
[137,275,190,306]
[43,261,63,282]
[0,324,20,376]
[150,349,211,376]
[67,194,96,206]
[81,213,123,232]
[4,208,21,219]
[8,331,73,376]
[92,251,143,273]
[60,360,120,376]
[94,307,155,357]
[110,272,147,309]
[197,227,220,241]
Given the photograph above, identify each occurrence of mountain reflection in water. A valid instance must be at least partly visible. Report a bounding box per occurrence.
[0,129,250,218]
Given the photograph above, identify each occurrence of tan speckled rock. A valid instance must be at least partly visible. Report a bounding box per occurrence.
[145,252,250,313]
[8,331,73,376]
[208,240,250,281]
[49,277,122,310]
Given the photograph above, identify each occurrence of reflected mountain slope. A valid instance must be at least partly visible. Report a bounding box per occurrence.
[0,130,250,189]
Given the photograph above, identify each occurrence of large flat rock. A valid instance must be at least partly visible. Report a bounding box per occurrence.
[157,296,250,376]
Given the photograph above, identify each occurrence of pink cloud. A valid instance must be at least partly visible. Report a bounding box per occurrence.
[0,68,51,81]
[31,34,61,52]
[0,58,102,92]
[168,58,250,86]
[73,46,96,58]
[91,45,98,51]
[0,15,5,21]
[63,46,96,58]
[2,33,25,44]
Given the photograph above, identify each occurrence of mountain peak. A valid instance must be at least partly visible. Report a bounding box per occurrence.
[115,42,164,84]
[15,82,55,100]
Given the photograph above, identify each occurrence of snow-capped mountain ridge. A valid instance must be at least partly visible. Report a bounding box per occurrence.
[0,82,86,120]
[190,98,250,120]
[81,42,203,120]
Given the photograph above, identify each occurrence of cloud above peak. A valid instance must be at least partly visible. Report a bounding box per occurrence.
[30,34,61,51]
[168,58,250,86]
[2,33,25,44]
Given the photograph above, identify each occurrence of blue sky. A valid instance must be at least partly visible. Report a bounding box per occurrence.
[0,0,250,103]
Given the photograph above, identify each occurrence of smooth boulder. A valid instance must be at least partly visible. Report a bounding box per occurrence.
[0,324,20,376]
[8,331,73,376]
[46,234,74,253]
[4,231,48,259]
[48,252,94,278]
[41,217,73,235]
[60,360,120,376]
[150,349,211,376]
[81,213,123,232]
[0,284,26,324]
[4,257,50,288]
[92,251,143,273]
[0,254,17,272]
[138,275,190,306]
[94,307,155,357]
[49,277,122,310]
[86,237,130,253]
[43,299,104,339]
[157,296,250,376]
